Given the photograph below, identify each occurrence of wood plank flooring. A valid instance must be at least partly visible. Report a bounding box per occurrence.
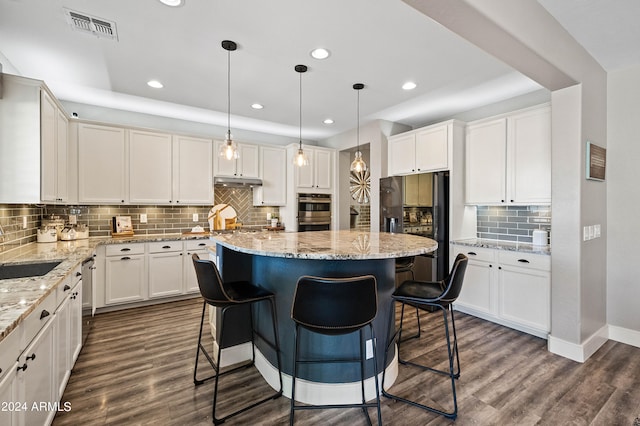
[53,298,640,425]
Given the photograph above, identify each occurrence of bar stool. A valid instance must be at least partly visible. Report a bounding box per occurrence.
[191,254,283,425]
[395,256,421,341]
[382,254,468,420]
[290,275,382,425]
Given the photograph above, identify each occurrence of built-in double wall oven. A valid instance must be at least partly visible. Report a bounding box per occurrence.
[297,193,331,232]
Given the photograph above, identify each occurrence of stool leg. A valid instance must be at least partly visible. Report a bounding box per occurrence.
[290,324,300,426]
[448,305,461,378]
[267,297,284,394]
[369,324,383,426]
[211,306,229,424]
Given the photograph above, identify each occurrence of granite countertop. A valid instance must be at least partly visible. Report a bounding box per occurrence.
[451,238,551,255]
[211,230,438,260]
[0,233,213,344]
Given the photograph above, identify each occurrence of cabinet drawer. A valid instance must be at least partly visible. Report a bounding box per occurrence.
[0,327,20,380]
[148,241,182,253]
[106,243,145,256]
[499,251,550,271]
[21,291,56,351]
[56,265,81,307]
[184,239,210,251]
[454,246,495,263]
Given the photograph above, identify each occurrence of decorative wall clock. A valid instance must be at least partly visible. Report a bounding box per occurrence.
[350,169,371,204]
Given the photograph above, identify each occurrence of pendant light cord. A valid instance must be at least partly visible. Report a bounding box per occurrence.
[356,88,360,151]
[299,70,303,149]
[227,48,231,135]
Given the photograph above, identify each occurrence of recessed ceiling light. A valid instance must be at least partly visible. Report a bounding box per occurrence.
[323,119,334,125]
[147,80,164,89]
[158,0,184,6]
[402,81,417,90]
[310,48,330,60]
[251,103,264,110]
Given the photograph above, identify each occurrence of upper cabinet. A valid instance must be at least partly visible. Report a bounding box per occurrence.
[465,105,551,205]
[173,135,213,205]
[129,129,173,204]
[214,141,259,178]
[40,90,69,203]
[296,146,333,192]
[253,145,286,206]
[389,123,450,175]
[78,123,127,204]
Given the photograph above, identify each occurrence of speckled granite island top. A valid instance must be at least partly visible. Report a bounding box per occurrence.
[0,233,212,343]
[451,238,551,255]
[211,230,438,260]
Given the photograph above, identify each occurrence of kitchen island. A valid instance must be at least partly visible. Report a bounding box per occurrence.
[209,230,437,405]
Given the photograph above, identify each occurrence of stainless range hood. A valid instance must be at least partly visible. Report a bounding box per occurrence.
[214,177,263,188]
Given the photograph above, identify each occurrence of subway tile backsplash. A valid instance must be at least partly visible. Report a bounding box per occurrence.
[476,205,551,244]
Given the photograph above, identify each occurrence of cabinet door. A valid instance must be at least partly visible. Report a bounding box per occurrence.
[296,148,315,188]
[105,255,146,304]
[0,364,17,426]
[314,149,332,189]
[465,118,507,204]
[173,136,212,204]
[508,106,551,204]
[70,282,83,363]
[415,126,448,172]
[455,260,494,315]
[388,134,416,175]
[184,247,209,293]
[18,319,55,426]
[148,252,184,298]
[129,129,173,204]
[78,124,127,204]
[40,90,57,203]
[238,143,259,178]
[498,265,550,332]
[54,296,70,400]
[56,110,69,202]
[254,145,286,206]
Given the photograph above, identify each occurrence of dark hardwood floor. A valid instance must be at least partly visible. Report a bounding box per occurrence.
[53,298,640,425]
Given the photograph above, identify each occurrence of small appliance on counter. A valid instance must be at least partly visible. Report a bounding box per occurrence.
[60,224,89,241]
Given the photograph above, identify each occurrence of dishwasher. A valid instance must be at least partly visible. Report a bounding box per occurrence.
[81,256,95,344]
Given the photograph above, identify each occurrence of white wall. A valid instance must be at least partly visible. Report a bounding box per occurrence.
[607,65,640,338]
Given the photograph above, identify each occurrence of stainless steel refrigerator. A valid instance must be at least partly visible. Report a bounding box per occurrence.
[380,172,449,281]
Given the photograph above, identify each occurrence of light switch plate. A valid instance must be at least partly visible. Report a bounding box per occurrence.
[192,213,198,222]
[140,213,147,224]
[594,224,601,238]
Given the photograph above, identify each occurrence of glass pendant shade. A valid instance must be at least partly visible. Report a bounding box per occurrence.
[293,144,309,167]
[221,40,238,161]
[350,150,367,173]
[351,83,368,173]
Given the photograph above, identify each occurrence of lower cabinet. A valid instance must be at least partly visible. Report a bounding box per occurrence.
[453,245,551,338]
[96,239,208,309]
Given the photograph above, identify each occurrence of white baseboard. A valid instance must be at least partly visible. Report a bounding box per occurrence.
[608,325,640,349]
[548,325,608,363]
[255,346,398,405]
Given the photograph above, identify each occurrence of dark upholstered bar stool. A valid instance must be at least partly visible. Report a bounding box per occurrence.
[191,254,283,425]
[382,254,468,420]
[394,256,421,341]
[290,275,382,425]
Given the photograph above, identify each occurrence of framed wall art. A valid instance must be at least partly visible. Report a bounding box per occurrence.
[586,141,606,181]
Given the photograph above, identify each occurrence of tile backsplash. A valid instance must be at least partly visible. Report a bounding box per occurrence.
[0,204,41,252]
[476,205,551,244]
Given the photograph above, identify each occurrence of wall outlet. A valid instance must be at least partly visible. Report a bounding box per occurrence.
[192,213,198,222]
[22,216,28,229]
[68,214,77,225]
[365,338,376,360]
[267,212,272,221]
[140,213,147,224]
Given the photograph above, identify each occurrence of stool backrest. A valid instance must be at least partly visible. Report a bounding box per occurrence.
[439,253,468,304]
[192,253,232,304]
[291,275,378,335]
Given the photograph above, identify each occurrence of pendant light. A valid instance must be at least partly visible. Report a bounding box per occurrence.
[219,40,239,161]
[350,83,367,173]
[293,64,309,167]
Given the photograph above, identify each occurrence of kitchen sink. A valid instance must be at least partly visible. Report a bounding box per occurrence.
[0,261,62,280]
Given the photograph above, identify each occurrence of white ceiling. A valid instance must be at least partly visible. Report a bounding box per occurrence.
[0,0,638,141]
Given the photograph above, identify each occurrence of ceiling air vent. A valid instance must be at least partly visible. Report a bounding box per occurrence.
[65,8,118,41]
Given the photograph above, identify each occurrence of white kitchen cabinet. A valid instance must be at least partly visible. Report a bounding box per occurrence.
[184,240,210,293]
[105,243,146,305]
[148,241,184,298]
[453,245,550,338]
[17,318,55,426]
[173,135,213,205]
[41,90,69,204]
[0,361,17,426]
[388,122,450,175]
[129,129,173,204]
[78,123,127,204]
[465,104,551,205]
[253,145,286,206]
[69,279,83,364]
[214,141,259,178]
[296,146,334,191]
